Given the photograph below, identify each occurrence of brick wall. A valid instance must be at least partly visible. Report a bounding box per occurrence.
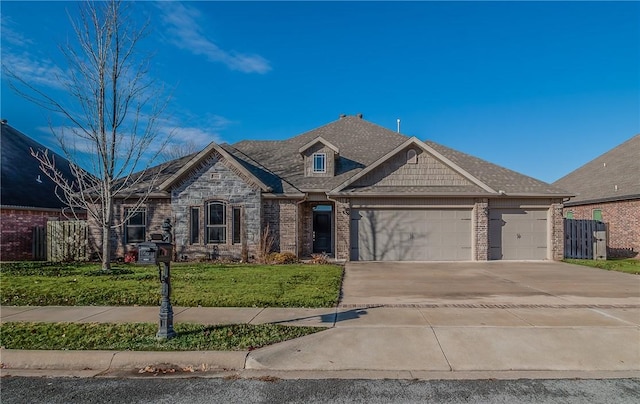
[565,199,640,259]
[551,201,565,260]
[333,198,350,260]
[473,199,489,260]
[1,208,69,261]
[262,199,298,254]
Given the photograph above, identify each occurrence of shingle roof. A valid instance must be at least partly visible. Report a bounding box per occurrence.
[0,122,76,209]
[119,115,570,198]
[553,134,640,205]
[425,141,570,196]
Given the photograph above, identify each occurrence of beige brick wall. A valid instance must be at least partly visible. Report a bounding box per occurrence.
[473,199,489,260]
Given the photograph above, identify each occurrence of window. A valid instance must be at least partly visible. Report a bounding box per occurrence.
[407,148,418,164]
[206,201,226,244]
[232,207,242,244]
[313,153,326,173]
[125,209,146,243]
[592,209,603,221]
[190,207,200,244]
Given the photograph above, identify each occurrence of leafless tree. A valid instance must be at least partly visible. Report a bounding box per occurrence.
[5,0,170,270]
[160,139,199,161]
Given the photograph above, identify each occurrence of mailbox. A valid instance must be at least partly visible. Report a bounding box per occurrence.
[137,242,172,264]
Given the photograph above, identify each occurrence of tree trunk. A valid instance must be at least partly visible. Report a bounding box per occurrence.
[101,198,114,271]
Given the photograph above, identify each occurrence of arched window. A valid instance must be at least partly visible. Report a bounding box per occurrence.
[407,148,418,164]
[206,201,227,244]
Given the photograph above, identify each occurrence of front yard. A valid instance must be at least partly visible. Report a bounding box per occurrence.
[0,262,343,307]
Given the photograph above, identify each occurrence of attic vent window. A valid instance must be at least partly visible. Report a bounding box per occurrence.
[313,153,326,173]
[407,149,418,164]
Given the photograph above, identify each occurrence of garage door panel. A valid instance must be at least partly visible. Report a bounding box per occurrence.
[490,209,547,260]
[351,209,471,261]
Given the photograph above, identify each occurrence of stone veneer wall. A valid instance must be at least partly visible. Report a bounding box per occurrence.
[171,154,261,260]
[262,199,298,254]
[566,199,640,259]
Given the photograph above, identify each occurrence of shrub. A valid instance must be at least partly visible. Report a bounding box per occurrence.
[267,252,299,264]
[310,253,330,264]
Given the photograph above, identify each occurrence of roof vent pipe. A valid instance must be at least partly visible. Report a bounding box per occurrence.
[357,113,363,119]
[339,114,346,119]
[397,118,401,133]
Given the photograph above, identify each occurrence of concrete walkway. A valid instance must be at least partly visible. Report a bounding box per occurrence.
[1,261,639,379]
[2,304,639,379]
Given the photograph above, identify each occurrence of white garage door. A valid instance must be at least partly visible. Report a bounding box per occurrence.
[489,209,548,260]
[350,209,472,261]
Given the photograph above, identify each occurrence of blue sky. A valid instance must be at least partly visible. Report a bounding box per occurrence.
[2,1,638,183]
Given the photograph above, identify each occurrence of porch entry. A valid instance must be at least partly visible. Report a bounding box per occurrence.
[312,205,333,254]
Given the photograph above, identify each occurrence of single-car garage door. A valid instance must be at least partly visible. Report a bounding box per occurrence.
[350,209,472,261]
[489,209,548,260]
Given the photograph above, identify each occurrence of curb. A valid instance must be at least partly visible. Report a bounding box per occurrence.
[0,349,248,373]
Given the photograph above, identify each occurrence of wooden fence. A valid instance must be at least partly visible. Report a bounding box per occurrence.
[564,219,607,260]
[32,221,88,261]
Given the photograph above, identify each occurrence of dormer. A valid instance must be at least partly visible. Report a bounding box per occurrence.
[298,136,339,177]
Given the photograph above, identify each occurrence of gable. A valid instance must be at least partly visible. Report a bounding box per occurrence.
[350,146,472,188]
[159,141,271,193]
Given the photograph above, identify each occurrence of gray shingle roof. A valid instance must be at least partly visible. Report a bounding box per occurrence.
[1,122,76,209]
[120,115,570,198]
[553,134,640,205]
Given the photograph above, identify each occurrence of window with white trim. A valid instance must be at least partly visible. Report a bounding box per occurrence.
[206,201,226,244]
[313,153,326,173]
[125,208,146,243]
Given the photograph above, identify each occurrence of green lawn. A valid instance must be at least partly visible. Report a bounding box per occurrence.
[564,258,640,274]
[0,262,343,307]
[0,321,325,351]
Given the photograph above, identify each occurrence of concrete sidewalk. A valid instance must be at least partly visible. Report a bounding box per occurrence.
[2,304,639,379]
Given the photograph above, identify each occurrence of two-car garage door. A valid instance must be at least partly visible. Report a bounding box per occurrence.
[350,209,472,261]
[350,207,549,261]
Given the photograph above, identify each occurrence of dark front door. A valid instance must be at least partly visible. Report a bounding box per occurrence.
[313,211,332,254]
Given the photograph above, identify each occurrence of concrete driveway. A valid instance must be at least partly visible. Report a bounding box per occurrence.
[340,261,640,307]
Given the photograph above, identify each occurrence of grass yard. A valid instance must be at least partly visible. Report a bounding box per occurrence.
[0,322,325,351]
[564,258,640,274]
[0,262,343,307]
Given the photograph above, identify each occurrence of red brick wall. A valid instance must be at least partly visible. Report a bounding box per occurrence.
[0,208,67,261]
[565,199,640,259]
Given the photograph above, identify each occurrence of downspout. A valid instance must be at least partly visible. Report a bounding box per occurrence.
[295,194,308,258]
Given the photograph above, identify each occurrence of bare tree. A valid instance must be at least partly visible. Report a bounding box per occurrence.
[5,0,170,270]
[160,139,199,161]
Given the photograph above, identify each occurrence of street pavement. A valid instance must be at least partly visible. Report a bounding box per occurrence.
[1,261,639,379]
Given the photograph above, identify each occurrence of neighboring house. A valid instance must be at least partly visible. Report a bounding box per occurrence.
[95,115,571,262]
[553,135,640,259]
[0,121,81,260]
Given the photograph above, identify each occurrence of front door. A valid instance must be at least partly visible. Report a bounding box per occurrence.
[313,209,332,254]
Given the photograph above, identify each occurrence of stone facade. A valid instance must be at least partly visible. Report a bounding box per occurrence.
[171,154,261,261]
[565,199,640,259]
[0,208,70,260]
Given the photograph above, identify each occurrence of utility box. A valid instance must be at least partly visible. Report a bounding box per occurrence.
[137,242,172,264]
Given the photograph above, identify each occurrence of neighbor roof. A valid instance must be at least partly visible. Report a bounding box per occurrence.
[553,134,640,206]
[1,122,76,209]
